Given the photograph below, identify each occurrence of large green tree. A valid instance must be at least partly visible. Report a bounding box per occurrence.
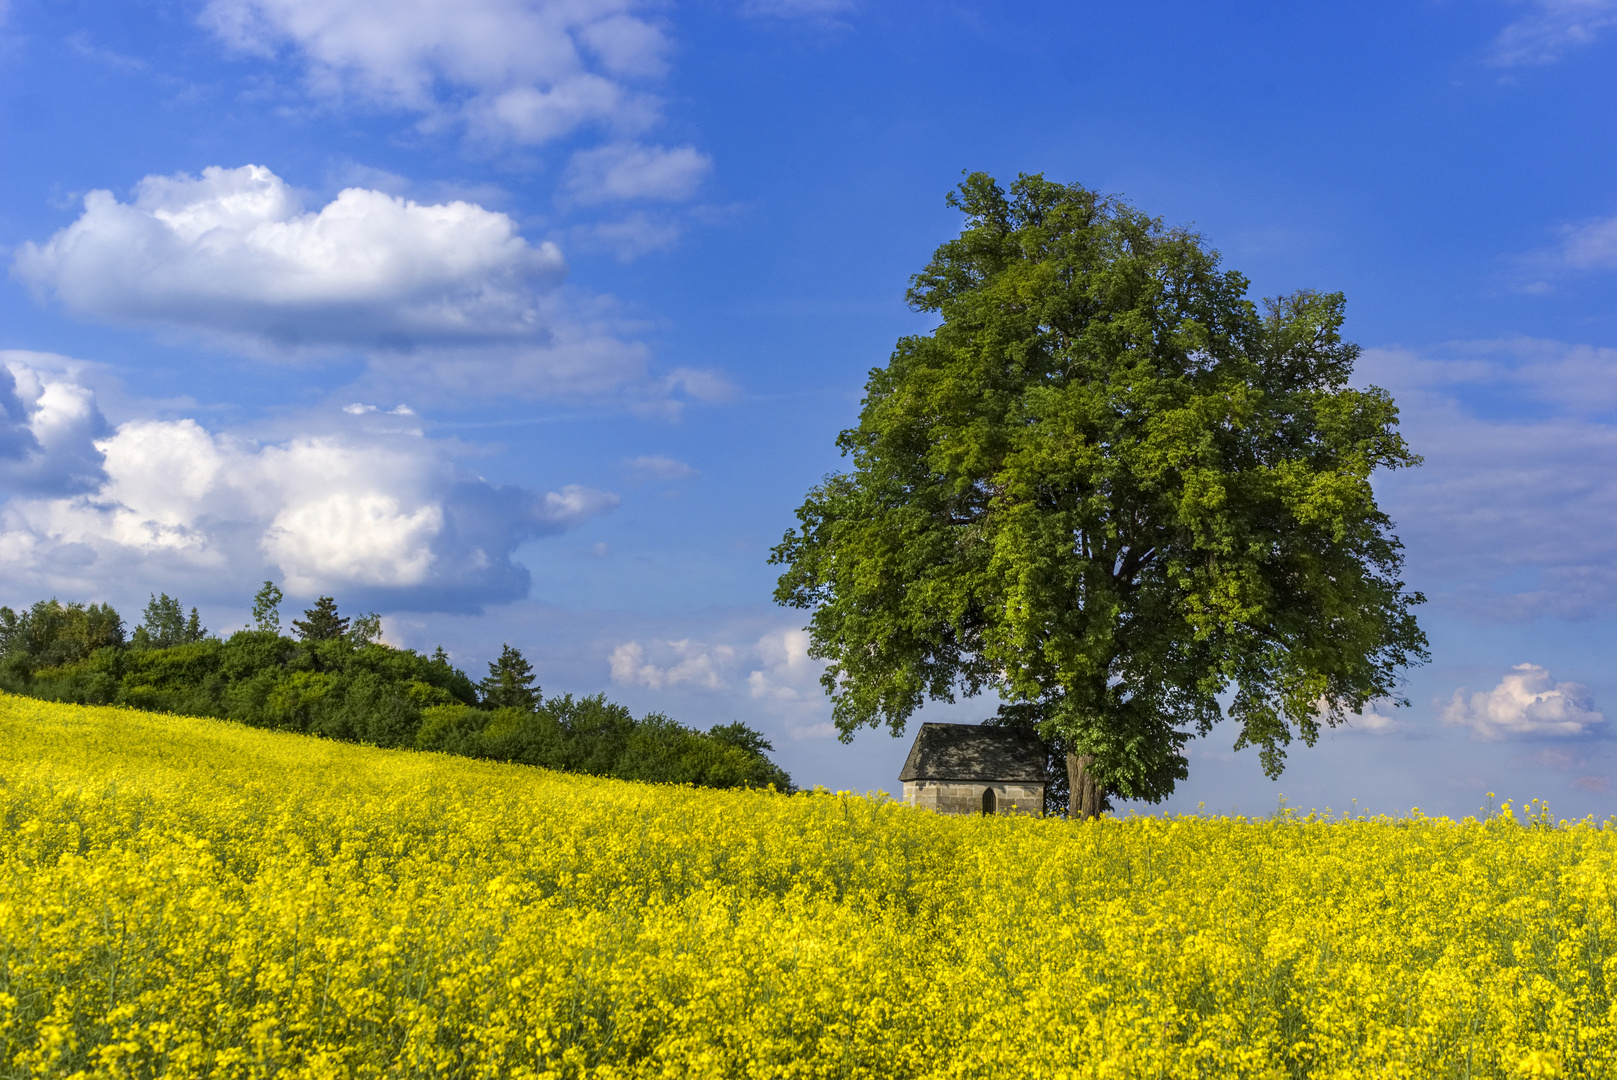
[771,173,1428,817]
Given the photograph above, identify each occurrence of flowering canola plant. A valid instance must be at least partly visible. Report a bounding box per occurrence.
[1,693,1614,1078]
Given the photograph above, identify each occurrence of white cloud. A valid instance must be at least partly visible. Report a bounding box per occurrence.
[1442,664,1605,740]
[200,0,668,145]
[1491,0,1617,66]
[609,626,834,737]
[267,492,444,589]
[563,143,712,205]
[1508,212,1617,287]
[1557,214,1617,269]
[1336,699,1405,735]
[625,454,695,480]
[0,352,111,495]
[12,165,726,404]
[14,165,563,348]
[609,638,735,690]
[659,366,737,403]
[744,627,820,700]
[0,358,617,610]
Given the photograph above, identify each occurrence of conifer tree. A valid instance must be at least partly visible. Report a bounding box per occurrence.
[479,644,540,710]
[292,596,349,641]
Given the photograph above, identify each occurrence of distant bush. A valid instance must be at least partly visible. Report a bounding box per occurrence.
[0,591,792,792]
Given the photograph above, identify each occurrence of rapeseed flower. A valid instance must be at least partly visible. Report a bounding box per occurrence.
[1,694,1612,1077]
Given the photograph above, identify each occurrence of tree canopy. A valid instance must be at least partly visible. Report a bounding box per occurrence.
[772,172,1427,815]
[0,599,124,669]
[132,593,206,650]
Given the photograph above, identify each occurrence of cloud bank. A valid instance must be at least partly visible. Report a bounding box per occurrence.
[0,355,615,611]
[200,0,669,146]
[196,2,716,256]
[610,627,834,738]
[14,165,562,348]
[1442,664,1605,740]
[12,165,725,405]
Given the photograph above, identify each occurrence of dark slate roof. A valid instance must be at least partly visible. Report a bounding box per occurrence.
[897,723,1046,784]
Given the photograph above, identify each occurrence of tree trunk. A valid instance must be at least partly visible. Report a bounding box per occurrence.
[1067,752,1102,820]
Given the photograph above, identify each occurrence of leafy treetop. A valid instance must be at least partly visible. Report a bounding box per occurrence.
[252,581,283,634]
[132,594,207,650]
[0,599,124,669]
[772,172,1427,813]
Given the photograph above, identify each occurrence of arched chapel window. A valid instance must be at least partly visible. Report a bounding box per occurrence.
[982,787,997,815]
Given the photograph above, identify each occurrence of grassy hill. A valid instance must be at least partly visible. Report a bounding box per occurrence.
[1,694,1613,1078]
[0,604,791,792]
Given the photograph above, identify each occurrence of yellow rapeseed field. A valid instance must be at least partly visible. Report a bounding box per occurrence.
[1,693,1613,1079]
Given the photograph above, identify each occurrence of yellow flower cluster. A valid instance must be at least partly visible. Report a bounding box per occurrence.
[2,693,1613,1079]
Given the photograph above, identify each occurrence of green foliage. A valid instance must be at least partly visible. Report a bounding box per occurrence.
[0,587,792,793]
[251,581,283,633]
[292,596,348,642]
[132,593,207,650]
[348,612,382,645]
[772,172,1427,807]
[479,643,540,710]
[414,698,792,790]
[0,599,125,676]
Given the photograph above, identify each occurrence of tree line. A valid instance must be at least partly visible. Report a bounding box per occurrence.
[0,583,792,792]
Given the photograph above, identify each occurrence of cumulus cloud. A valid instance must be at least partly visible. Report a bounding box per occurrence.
[14,165,562,348]
[745,628,824,700]
[609,638,734,690]
[563,143,712,205]
[1441,664,1605,740]
[0,358,617,611]
[0,352,112,495]
[12,165,725,403]
[194,3,719,258]
[200,0,669,145]
[1491,0,1617,66]
[609,627,834,737]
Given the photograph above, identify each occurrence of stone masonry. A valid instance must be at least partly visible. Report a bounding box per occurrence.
[902,780,1045,816]
[897,722,1047,817]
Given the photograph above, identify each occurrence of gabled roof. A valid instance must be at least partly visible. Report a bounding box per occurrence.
[897,722,1046,784]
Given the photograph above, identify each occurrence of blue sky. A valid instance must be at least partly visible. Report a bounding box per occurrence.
[3,0,1617,816]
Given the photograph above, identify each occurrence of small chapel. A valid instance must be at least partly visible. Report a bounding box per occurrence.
[898,722,1046,817]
